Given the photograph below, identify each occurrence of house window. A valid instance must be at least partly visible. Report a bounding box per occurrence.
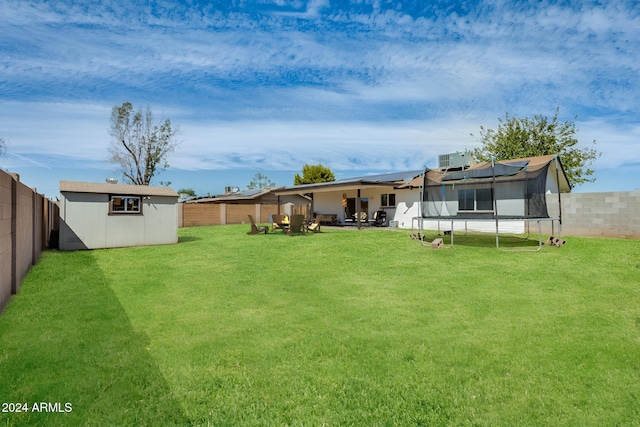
[381,193,396,207]
[458,189,474,211]
[476,188,493,211]
[458,188,493,211]
[110,196,141,214]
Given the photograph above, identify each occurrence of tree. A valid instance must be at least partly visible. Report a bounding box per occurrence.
[0,138,5,159]
[177,188,196,197]
[293,164,335,185]
[471,108,600,187]
[109,102,178,185]
[247,173,275,190]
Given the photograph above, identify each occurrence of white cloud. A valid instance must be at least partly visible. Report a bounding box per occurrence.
[579,119,640,169]
[1,0,639,194]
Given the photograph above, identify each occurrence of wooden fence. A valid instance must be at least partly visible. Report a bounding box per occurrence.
[0,171,59,314]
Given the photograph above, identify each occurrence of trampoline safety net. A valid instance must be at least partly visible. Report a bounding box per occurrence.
[421,159,551,220]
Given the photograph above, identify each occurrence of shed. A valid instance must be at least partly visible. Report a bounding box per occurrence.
[59,180,179,250]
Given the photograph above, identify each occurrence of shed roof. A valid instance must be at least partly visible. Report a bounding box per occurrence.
[60,180,179,197]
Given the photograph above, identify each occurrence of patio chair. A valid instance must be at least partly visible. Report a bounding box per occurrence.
[287,214,307,236]
[271,214,285,232]
[372,210,387,227]
[306,216,322,233]
[247,215,269,235]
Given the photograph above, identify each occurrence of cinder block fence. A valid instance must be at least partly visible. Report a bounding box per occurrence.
[178,203,308,227]
[545,191,640,238]
[0,171,59,314]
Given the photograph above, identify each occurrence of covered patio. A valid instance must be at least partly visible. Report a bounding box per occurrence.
[274,170,423,229]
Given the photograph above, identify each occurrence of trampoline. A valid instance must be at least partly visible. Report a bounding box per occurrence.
[415,154,571,251]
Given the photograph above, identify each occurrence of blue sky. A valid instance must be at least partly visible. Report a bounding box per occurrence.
[1,0,639,198]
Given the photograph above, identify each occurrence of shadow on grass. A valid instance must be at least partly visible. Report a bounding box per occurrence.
[0,251,190,427]
[178,235,202,243]
[421,231,545,249]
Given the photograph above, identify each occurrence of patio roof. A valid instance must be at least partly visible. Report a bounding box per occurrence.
[273,170,423,196]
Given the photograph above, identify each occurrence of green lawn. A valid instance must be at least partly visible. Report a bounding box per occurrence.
[1,225,639,426]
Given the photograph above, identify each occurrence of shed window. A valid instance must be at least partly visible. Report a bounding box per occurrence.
[111,196,141,214]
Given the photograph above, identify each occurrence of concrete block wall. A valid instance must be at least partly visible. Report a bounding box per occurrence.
[180,204,222,227]
[546,190,640,238]
[15,182,34,295]
[0,173,13,313]
[0,171,58,315]
[227,204,254,225]
[179,203,283,227]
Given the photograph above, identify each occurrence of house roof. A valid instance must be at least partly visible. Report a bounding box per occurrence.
[185,186,284,203]
[405,154,571,192]
[274,170,423,195]
[60,180,179,197]
[185,186,311,203]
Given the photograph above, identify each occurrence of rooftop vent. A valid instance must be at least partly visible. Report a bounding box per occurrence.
[224,186,240,193]
[438,152,471,169]
[106,177,118,184]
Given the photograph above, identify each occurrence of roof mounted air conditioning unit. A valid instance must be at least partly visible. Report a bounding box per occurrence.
[439,152,471,169]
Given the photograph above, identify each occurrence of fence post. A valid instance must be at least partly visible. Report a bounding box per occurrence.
[32,191,38,266]
[10,178,17,294]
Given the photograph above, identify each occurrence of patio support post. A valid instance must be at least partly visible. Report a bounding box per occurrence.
[356,189,362,229]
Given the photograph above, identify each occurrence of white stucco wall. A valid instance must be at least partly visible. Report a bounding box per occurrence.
[310,186,553,234]
[60,192,178,250]
[310,187,421,227]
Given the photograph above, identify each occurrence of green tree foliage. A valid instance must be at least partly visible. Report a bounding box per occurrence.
[109,102,179,185]
[472,108,600,187]
[177,188,196,197]
[293,164,336,185]
[247,173,275,190]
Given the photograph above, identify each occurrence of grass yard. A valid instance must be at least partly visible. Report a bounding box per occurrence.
[1,225,639,426]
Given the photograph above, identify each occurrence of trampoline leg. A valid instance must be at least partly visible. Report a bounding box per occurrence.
[537,220,542,250]
[450,220,454,246]
[558,221,563,239]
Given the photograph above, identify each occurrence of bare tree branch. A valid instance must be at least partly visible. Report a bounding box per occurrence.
[109,102,179,185]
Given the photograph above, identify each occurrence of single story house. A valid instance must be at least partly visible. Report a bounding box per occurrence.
[59,180,179,250]
[414,154,571,233]
[273,171,424,228]
[273,154,570,234]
